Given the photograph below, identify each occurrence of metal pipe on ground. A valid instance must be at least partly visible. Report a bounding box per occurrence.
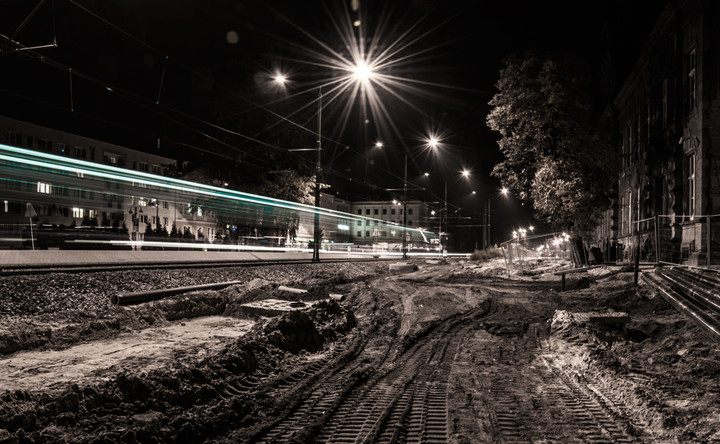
[656,268,720,313]
[110,280,244,306]
[670,266,720,293]
[277,285,308,294]
[642,272,720,341]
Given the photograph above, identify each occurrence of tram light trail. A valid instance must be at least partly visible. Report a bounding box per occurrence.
[0,143,436,248]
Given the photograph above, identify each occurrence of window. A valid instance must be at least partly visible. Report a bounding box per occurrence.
[636,114,641,159]
[163,217,168,227]
[627,124,633,164]
[357,209,362,215]
[626,189,633,235]
[72,207,84,218]
[662,78,668,129]
[408,209,413,215]
[365,209,370,215]
[3,200,8,212]
[357,231,362,237]
[646,101,652,143]
[74,146,87,158]
[391,208,396,215]
[365,220,370,226]
[408,220,413,226]
[687,49,696,111]
[152,164,161,174]
[687,153,696,218]
[37,182,52,194]
[357,220,362,226]
[365,231,370,237]
[5,131,22,145]
[374,209,379,215]
[88,210,97,219]
[38,139,52,152]
[382,209,387,215]
[139,162,149,172]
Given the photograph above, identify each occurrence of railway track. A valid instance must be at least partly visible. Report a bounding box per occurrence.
[0,257,393,276]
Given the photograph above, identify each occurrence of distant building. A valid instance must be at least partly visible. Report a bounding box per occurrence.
[601,0,720,266]
[0,115,216,241]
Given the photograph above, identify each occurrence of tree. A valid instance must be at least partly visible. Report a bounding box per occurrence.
[487,50,615,238]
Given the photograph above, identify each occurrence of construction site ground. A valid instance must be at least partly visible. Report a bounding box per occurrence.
[0,257,718,443]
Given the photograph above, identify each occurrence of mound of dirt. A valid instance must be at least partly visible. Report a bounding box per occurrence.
[0,295,356,443]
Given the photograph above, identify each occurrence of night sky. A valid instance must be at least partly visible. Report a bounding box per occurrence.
[0,0,665,238]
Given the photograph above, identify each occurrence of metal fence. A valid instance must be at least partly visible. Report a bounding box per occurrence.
[613,214,720,268]
[501,232,574,273]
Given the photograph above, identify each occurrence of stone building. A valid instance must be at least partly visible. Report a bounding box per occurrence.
[601,0,720,266]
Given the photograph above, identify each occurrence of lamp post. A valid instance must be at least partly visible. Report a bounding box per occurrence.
[276,75,323,262]
[312,88,322,262]
[275,60,372,261]
[484,187,509,249]
[402,151,408,259]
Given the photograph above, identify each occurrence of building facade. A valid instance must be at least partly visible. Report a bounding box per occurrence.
[605,0,720,266]
[0,115,217,242]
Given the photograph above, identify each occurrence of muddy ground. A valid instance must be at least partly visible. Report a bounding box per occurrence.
[0,258,719,443]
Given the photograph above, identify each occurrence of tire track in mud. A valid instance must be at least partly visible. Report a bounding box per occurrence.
[463,320,644,443]
[254,299,493,443]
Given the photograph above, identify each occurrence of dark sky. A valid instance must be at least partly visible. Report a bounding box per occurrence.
[0,0,665,234]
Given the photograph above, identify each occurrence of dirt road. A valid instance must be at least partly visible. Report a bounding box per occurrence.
[1,259,719,442]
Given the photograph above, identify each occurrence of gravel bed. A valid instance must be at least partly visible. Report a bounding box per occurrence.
[0,262,389,319]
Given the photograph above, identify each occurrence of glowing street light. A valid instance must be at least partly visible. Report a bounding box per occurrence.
[274,62,374,262]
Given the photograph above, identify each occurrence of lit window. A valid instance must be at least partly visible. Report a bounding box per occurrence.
[3,200,8,212]
[72,207,84,218]
[37,182,52,194]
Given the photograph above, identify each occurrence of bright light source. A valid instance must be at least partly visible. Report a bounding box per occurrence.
[428,137,439,148]
[501,187,508,195]
[472,191,476,195]
[461,169,470,177]
[375,141,383,148]
[424,172,429,176]
[353,61,373,81]
[274,75,286,84]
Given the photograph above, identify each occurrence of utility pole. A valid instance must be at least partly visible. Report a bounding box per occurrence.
[402,151,408,259]
[312,88,322,262]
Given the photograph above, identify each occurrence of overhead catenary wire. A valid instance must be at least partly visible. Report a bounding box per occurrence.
[3,1,467,212]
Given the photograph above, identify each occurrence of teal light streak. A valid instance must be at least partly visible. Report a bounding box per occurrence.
[0,143,436,237]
